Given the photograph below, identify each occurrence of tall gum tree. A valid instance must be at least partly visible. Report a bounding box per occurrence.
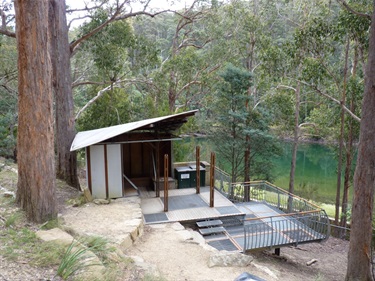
[49,0,79,189]
[345,1,375,280]
[15,0,57,222]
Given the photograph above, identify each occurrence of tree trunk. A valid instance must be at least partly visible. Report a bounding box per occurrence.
[341,43,358,231]
[15,0,57,223]
[345,6,375,280]
[49,0,80,189]
[335,38,349,229]
[288,81,300,212]
[340,98,354,231]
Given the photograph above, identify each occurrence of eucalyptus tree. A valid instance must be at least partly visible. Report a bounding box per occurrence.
[345,1,375,278]
[288,0,366,226]
[335,1,369,229]
[15,0,57,222]
[144,1,216,113]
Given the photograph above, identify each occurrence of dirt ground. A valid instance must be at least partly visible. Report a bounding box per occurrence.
[125,223,348,281]
[0,162,349,281]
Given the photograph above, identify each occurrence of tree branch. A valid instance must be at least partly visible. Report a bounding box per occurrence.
[0,5,15,38]
[336,0,371,19]
[299,80,361,122]
[75,83,113,120]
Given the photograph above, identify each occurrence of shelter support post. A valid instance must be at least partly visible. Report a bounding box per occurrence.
[164,154,168,212]
[196,146,200,194]
[156,142,160,197]
[275,248,280,256]
[210,152,215,207]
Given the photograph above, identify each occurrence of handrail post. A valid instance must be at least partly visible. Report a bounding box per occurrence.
[196,146,200,194]
[270,217,274,248]
[209,152,215,207]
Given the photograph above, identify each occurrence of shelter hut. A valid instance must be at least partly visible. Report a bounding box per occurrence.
[70,110,198,199]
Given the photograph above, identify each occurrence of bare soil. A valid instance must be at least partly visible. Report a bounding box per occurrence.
[125,223,348,281]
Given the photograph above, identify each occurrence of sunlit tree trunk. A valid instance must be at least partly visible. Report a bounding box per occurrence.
[345,6,375,280]
[15,0,57,223]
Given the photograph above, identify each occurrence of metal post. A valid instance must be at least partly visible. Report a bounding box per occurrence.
[196,146,200,194]
[156,142,160,197]
[275,248,280,256]
[210,152,215,207]
[164,154,168,212]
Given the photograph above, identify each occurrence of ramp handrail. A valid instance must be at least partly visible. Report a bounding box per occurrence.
[215,180,330,251]
[243,209,330,251]
[223,180,321,212]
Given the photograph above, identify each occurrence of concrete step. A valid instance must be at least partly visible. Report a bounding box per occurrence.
[199,226,226,235]
[196,219,223,228]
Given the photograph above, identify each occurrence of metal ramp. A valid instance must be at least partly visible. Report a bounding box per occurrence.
[204,179,331,252]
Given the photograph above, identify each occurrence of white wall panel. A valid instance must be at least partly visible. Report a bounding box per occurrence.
[89,145,106,199]
[107,144,123,198]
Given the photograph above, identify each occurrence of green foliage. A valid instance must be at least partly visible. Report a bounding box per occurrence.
[40,219,60,230]
[81,235,116,264]
[56,240,100,280]
[5,211,22,228]
[209,64,280,181]
[0,35,18,160]
[337,3,371,46]
[77,87,131,131]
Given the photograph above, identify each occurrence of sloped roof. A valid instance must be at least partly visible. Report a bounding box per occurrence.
[70,110,198,151]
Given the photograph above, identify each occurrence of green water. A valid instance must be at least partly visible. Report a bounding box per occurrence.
[272,142,350,204]
[175,138,351,205]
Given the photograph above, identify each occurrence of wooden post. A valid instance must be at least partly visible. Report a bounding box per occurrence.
[164,154,168,212]
[210,152,215,207]
[196,146,200,194]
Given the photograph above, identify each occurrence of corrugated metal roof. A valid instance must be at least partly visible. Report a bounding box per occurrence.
[70,110,198,151]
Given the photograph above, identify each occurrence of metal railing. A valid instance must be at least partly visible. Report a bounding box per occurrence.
[220,180,321,213]
[243,210,330,250]
[214,179,330,251]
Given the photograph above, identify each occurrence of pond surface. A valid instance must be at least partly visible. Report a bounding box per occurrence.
[272,142,351,204]
[175,138,354,205]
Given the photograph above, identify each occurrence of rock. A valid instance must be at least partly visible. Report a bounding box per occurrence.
[177,229,193,241]
[171,222,185,231]
[306,259,318,266]
[93,198,111,205]
[189,229,207,245]
[130,255,160,277]
[118,233,133,250]
[36,228,74,245]
[82,187,93,202]
[3,191,15,198]
[208,251,253,268]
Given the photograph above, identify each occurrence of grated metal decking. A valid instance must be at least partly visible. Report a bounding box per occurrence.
[140,187,244,224]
